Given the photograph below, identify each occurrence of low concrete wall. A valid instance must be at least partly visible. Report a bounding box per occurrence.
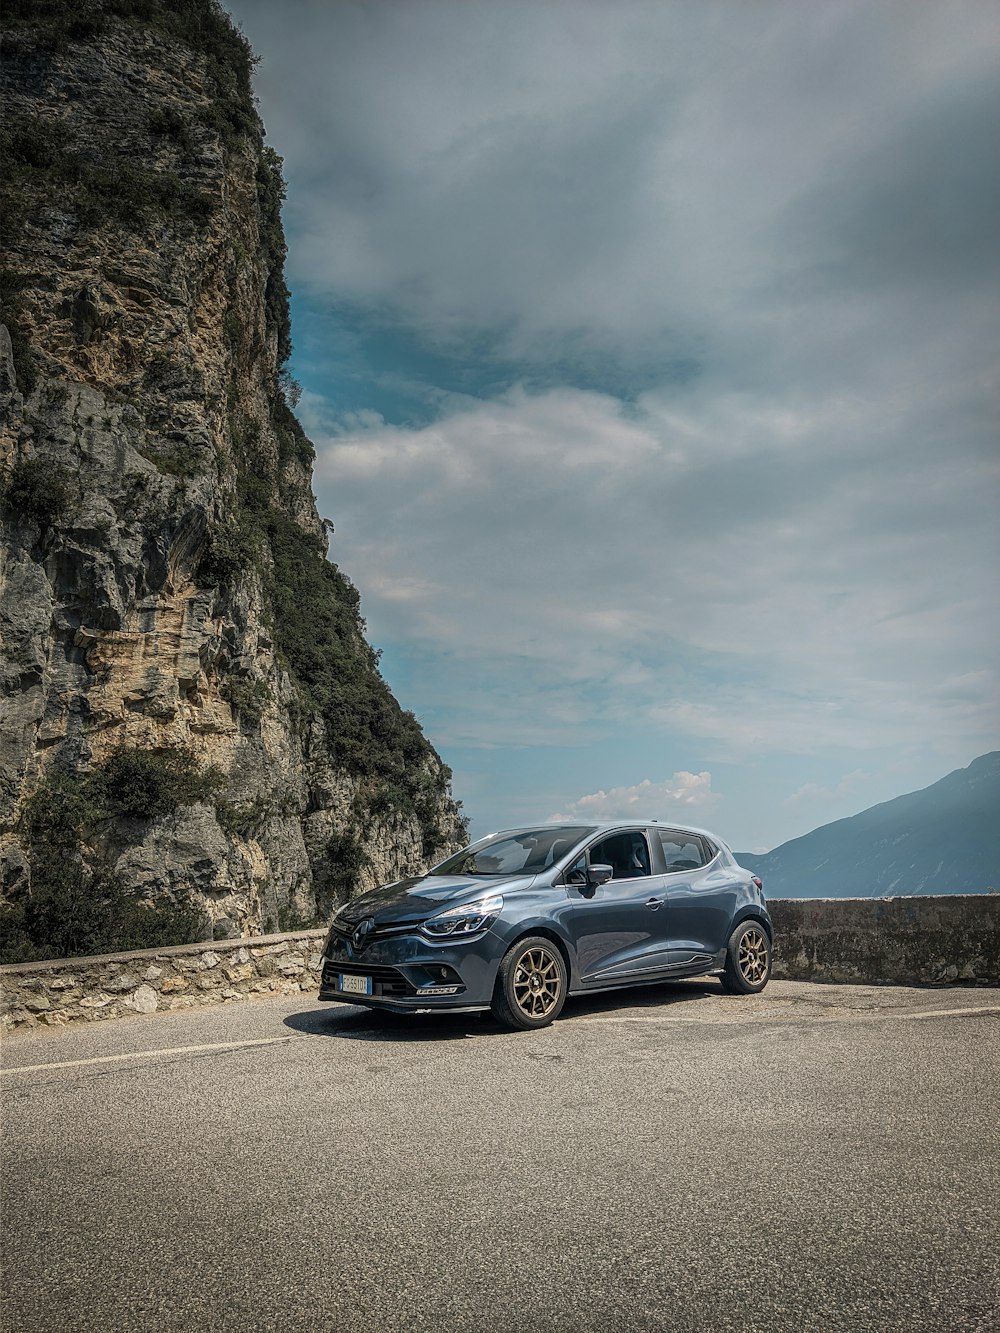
[2,896,998,1033]
[770,895,999,987]
[0,929,326,1032]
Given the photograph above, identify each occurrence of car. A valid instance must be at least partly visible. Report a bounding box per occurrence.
[318,821,772,1030]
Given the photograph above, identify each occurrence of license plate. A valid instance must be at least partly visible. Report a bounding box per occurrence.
[339,973,372,996]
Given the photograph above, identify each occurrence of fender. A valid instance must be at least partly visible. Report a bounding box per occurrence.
[731,905,773,940]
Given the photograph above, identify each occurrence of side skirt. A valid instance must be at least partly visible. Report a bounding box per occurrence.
[568,957,722,997]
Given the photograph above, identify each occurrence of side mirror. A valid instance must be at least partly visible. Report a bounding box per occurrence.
[587,863,613,887]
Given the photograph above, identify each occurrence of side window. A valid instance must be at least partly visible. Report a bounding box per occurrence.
[588,832,651,879]
[657,830,707,872]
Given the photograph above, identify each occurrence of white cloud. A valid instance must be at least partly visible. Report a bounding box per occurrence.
[551,772,719,822]
[311,378,999,758]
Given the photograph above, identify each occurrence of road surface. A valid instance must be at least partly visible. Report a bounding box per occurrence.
[2,980,999,1332]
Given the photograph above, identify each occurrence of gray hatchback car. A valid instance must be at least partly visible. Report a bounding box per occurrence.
[318,821,772,1030]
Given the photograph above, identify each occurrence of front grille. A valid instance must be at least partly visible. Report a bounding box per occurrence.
[322,961,416,999]
[329,920,419,942]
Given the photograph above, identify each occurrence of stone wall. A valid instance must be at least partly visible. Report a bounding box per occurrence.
[2,895,998,1033]
[0,929,326,1032]
[769,894,999,987]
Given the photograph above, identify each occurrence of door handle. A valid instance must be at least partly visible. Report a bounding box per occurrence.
[646,897,662,910]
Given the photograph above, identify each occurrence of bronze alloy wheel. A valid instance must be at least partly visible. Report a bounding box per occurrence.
[492,935,568,1029]
[512,945,561,1019]
[738,927,770,986]
[720,919,771,994]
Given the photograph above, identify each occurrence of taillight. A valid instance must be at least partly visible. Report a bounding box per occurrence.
[751,876,763,894]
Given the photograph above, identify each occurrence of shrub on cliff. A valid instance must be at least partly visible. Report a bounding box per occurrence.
[0,874,208,965]
[98,747,224,820]
[2,458,71,526]
[1,764,213,964]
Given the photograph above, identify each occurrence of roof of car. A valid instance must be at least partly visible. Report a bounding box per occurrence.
[487,820,724,840]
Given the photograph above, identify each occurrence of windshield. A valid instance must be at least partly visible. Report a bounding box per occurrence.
[434,826,596,876]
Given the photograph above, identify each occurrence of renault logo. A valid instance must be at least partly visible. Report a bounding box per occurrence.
[351,917,375,950]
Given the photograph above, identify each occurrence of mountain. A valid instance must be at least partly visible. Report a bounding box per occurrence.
[0,0,466,961]
[738,753,1000,898]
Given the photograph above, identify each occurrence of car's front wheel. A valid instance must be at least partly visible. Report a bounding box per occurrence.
[491,936,567,1030]
[719,920,772,994]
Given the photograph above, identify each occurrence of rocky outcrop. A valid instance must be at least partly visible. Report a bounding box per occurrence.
[0,1,465,960]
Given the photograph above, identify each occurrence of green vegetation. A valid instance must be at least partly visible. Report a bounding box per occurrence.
[4,1,258,134]
[220,677,272,725]
[0,112,214,234]
[2,0,255,244]
[0,869,208,965]
[257,146,292,368]
[146,105,191,147]
[0,748,223,963]
[196,518,261,588]
[2,458,72,526]
[275,893,319,933]
[138,439,205,479]
[97,746,224,819]
[312,830,369,917]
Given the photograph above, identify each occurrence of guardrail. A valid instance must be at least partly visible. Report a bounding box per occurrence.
[2,895,997,1032]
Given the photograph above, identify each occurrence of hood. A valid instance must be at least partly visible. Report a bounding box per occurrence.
[336,873,537,926]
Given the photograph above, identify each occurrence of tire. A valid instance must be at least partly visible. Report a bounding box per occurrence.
[491,936,567,1030]
[719,920,772,994]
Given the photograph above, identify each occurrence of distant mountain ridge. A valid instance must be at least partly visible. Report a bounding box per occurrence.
[737,753,1000,898]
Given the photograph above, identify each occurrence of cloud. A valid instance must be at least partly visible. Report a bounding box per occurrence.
[307,376,999,757]
[231,0,1000,371]
[225,0,1000,839]
[550,772,719,822]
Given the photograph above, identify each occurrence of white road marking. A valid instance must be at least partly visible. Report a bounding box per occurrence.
[0,1034,302,1076]
[2,1003,997,1071]
[577,1004,1000,1026]
[907,1004,1000,1021]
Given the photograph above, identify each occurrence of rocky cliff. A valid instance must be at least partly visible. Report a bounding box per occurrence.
[0,0,466,961]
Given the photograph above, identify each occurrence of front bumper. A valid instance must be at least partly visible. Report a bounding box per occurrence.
[318,926,501,1012]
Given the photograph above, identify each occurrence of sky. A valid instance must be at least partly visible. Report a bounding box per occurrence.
[225,0,1000,851]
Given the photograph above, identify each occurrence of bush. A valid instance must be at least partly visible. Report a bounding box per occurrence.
[220,677,271,724]
[4,760,216,963]
[147,105,190,146]
[3,458,71,525]
[0,876,208,964]
[196,520,261,587]
[312,829,368,916]
[99,746,224,819]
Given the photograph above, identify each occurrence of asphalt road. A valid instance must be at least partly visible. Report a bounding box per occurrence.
[2,980,999,1333]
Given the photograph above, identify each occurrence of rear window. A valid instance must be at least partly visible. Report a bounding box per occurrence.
[657,830,711,871]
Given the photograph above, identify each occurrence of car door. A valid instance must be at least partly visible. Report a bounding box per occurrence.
[559,829,671,984]
[654,829,741,960]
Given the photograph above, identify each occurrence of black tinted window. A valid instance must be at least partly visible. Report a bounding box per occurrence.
[589,831,651,879]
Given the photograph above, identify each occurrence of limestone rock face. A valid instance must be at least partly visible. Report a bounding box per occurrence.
[0,2,466,953]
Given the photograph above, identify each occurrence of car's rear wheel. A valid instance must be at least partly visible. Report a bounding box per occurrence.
[719,920,771,994]
[491,936,567,1030]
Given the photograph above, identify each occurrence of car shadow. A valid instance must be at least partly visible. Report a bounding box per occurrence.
[284,978,723,1042]
[284,1005,493,1042]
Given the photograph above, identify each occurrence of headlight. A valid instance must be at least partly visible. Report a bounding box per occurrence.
[421,894,504,938]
